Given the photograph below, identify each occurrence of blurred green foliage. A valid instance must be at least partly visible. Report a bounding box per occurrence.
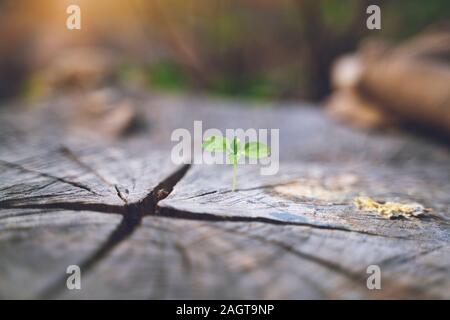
[138,0,449,101]
[383,0,449,39]
[2,0,448,102]
[147,61,187,91]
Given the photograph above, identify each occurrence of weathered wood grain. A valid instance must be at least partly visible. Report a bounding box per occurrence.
[0,89,449,299]
[60,217,450,299]
[0,209,121,299]
[159,163,450,239]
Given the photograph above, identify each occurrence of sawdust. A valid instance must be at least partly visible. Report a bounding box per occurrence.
[354,197,430,219]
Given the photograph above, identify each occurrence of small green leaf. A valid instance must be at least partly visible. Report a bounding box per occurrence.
[244,142,270,158]
[203,135,229,152]
[231,137,242,155]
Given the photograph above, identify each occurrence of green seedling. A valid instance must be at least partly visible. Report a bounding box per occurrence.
[203,135,270,191]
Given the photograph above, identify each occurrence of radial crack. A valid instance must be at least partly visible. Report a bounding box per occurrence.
[38,164,191,299]
[155,205,404,239]
[0,199,124,215]
[0,159,97,195]
[114,185,128,204]
[59,146,114,187]
[39,205,141,299]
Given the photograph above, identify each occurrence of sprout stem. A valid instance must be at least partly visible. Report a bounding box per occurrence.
[232,159,237,191]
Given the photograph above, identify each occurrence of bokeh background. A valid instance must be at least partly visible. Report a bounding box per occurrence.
[0,0,448,102]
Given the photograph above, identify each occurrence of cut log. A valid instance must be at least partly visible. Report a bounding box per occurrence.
[0,90,449,299]
[327,31,450,136]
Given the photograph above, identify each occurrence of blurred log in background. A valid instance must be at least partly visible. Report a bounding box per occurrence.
[327,29,450,138]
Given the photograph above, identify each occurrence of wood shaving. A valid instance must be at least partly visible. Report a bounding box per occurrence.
[354,197,430,219]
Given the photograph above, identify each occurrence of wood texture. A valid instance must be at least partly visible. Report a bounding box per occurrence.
[0,90,449,299]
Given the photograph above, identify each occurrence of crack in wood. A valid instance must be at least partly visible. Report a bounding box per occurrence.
[0,200,124,215]
[0,154,445,298]
[155,205,405,239]
[60,145,134,205]
[114,185,128,204]
[221,180,300,194]
[1,88,449,299]
[178,190,218,200]
[38,164,191,299]
[203,223,440,299]
[0,180,58,194]
[0,159,98,195]
[39,205,141,299]
[59,146,115,187]
[175,180,301,201]
[205,223,365,283]
[377,245,445,269]
[0,209,59,221]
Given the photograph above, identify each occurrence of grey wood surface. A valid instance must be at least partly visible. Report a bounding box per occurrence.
[0,89,449,299]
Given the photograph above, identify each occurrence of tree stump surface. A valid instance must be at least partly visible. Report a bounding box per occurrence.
[0,90,449,299]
